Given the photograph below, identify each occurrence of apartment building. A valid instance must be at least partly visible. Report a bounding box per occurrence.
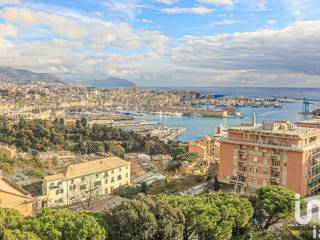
[296,118,320,129]
[219,117,320,196]
[0,171,33,216]
[43,157,130,207]
[188,136,220,164]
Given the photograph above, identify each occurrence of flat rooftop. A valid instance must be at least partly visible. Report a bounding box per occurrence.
[229,122,320,138]
[297,118,320,125]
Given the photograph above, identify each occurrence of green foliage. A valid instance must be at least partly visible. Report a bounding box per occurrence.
[250,186,297,229]
[0,117,179,158]
[213,176,220,191]
[147,175,205,195]
[0,208,40,240]
[158,193,254,240]
[29,209,107,240]
[114,185,144,199]
[107,194,185,240]
[0,208,107,240]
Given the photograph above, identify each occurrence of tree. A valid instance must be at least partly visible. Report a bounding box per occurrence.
[81,117,88,128]
[250,186,297,230]
[29,209,107,240]
[110,144,125,157]
[0,208,39,240]
[158,193,254,240]
[213,176,220,191]
[107,194,185,240]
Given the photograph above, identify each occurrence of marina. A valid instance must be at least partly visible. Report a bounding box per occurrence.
[133,99,313,141]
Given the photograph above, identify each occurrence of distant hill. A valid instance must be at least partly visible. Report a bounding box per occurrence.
[85,77,134,88]
[0,66,62,84]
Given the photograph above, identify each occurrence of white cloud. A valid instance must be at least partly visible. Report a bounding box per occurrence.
[141,18,152,24]
[170,21,320,78]
[266,19,277,26]
[156,0,179,4]
[0,0,20,4]
[196,0,234,6]
[105,0,143,21]
[162,6,214,14]
[0,24,16,36]
[207,19,238,28]
[282,0,313,18]
[0,7,87,39]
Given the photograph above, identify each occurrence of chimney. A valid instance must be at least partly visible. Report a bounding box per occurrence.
[252,112,256,127]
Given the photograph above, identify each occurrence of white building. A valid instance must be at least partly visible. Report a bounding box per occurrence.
[42,157,130,207]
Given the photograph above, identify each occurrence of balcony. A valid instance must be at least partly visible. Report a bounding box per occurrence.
[226,137,300,149]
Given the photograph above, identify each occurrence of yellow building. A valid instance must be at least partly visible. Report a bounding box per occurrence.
[42,157,130,207]
[0,172,33,216]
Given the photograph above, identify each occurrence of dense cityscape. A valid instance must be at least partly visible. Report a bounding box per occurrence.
[0,79,320,239]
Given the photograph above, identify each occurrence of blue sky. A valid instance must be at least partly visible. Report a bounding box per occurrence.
[0,0,320,87]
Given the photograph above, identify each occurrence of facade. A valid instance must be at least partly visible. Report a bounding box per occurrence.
[219,118,320,196]
[0,171,33,216]
[188,136,220,164]
[43,157,130,207]
[0,145,17,158]
[296,118,320,129]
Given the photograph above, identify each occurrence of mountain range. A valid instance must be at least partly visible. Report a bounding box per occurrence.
[0,66,61,84]
[0,66,134,88]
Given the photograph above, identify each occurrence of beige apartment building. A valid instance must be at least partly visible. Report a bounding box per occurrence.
[296,118,320,129]
[43,157,130,207]
[219,116,320,196]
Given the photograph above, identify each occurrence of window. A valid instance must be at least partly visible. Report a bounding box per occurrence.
[56,189,63,195]
[81,177,85,182]
[94,181,101,187]
[111,177,114,183]
[111,170,114,174]
[80,185,86,190]
[126,173,129,178]
[70,179,74,184]
[49,183,54,188]
[263,168,268,175]
[104,172,109,177]
[69,185,76,191]
[252,178,257,184]
[96,174,100,178]
[118,175,122,180]
[119,167,122,172]
[252,156,258,163]
[105,178,108,184]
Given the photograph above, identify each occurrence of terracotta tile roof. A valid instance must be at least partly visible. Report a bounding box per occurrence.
[44,157,129,182]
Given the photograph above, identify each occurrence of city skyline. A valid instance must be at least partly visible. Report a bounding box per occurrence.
[0,0,320,87]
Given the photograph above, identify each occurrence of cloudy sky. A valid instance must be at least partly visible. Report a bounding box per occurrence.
[0,0,319,87]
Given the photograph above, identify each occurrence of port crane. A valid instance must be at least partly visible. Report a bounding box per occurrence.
[301,98,320,115]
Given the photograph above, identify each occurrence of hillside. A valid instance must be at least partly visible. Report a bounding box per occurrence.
[0,66,62,84]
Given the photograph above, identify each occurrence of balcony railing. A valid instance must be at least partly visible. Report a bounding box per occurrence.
[226,137,300,149]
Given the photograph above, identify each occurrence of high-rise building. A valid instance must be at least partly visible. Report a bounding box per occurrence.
[219,119,320,196]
